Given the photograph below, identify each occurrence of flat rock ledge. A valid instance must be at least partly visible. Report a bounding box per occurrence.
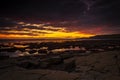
[0,50,120,80]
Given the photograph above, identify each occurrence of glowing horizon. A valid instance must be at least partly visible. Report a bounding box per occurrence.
[0,32,94,39]
[0,0,119,39]
[0,21,95,39]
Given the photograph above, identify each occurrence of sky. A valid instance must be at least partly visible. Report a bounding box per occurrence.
[0,0,120,39]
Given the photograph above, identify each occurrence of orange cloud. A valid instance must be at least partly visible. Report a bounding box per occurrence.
[0,22,95,39]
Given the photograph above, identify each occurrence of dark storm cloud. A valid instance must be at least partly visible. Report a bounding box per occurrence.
[0,0,86,20]
[0,0,120,34]
[20,25,63,32]
[21,26,44,30]
[0,0,119,22]
[0,18,17,28]
[0,18,65,36]
[90,0,120,24]
[0,31,38,36]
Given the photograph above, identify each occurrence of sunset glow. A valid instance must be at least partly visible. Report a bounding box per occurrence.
[0,22,94,39]
[0,0,119,39]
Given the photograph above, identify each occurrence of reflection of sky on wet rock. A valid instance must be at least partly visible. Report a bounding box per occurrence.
[0,39,120,57]
[14,45,29,48]
[51,46,85,53]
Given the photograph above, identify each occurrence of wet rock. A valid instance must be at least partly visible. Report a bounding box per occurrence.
[17,61,38,69]
[63,58,76,72]
[38,50,47,54]
[75,65,91,73]
[60,54,73,59]
[28,50,37,54]
[0,56,9,60]
[37,56,63,69]
[40,70,79,80]
[38,61,50,69]
[48,56,63,65]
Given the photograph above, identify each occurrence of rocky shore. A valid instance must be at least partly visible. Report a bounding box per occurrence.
[0,50,120,80]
